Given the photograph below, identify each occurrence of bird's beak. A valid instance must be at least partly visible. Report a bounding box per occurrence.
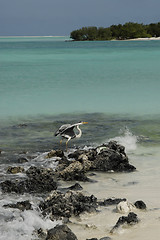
[82,122,88,124]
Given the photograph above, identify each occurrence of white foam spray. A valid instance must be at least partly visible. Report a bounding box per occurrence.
[0,207,60,240]
[109,127,138,153]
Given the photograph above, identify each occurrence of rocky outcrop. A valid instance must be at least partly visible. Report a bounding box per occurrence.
[3,200,32,211]
[98,197,127,206]
[17,157,28,163]
[46,149,64,158]
[53,141,136,182]
[57,160,91,181]
[46,224,78,240]
[0,140,146,240]
[1,166,57,194]
[67,183,83,191]
[134,200,147,210]
[39,190,98,221]
[110,212,139,233]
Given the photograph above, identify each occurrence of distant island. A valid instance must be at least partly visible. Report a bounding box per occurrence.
[70,22,160,41]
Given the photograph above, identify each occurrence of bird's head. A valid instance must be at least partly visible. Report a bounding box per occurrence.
[77,121,88,125]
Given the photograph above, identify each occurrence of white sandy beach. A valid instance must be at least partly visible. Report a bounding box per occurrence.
[127,37,160,41]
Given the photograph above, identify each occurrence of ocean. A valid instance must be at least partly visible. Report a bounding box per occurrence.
[0,36,160,239]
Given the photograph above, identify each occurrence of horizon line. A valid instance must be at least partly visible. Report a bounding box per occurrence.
[0,35,70,38]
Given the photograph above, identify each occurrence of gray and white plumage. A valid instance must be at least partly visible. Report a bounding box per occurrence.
[54,121,88,149]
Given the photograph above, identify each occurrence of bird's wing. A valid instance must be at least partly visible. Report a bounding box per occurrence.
[62,127,76,138]
[54,124,74,136]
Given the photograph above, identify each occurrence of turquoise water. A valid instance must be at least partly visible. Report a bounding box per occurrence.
[0,37,160,239]
[1,37,160,119]
[0,36,160,151]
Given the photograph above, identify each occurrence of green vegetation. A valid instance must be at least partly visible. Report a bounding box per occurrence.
[70,22,160,41]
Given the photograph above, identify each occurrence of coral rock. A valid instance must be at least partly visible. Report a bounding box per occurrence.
[116,200,135,213]
[7,166,25,174]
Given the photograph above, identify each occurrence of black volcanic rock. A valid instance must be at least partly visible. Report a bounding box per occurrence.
[39,190,98,220]
[3,200,32,211]
[91,141,135,172]
[1,166,57,194]
[134,200,147,210]
[110,212,139,233]
[86,238,98,240]
[55,141,136,182]
[46,224,78,240]
[98,198,127,206]
[67,141,136,173]
[86,238,111,240]
[67,183,83,191]
[17,157,28,163]
[99,237,112,240]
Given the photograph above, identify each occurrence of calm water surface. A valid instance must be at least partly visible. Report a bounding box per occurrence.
[0,37,160,118]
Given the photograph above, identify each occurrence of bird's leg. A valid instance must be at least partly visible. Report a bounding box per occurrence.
[66,141,68,152]
[66,137,71,152]
[58,139,63,149]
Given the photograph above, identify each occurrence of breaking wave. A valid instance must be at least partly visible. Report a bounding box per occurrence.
[110,127,138,152]
[0,195,61,240]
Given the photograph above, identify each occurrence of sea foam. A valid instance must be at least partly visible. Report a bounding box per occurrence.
[0,201,61,240]
[110,127,138,152]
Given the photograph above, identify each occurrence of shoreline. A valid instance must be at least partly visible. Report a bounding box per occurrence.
[123,36,160,41]
[1,142,160,240]
[0,36,160,41]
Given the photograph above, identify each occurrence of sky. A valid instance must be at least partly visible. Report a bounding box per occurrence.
[0,0,160,36]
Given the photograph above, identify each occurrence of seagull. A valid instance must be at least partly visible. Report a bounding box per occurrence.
[54,121,88,150]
